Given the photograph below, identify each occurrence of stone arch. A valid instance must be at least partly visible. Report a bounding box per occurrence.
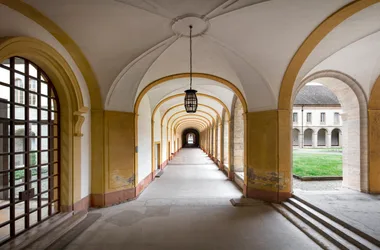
[276,0,379,197]
[296,71,368,191]
[0,37,87,210]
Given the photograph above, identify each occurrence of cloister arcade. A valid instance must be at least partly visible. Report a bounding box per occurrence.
[293,128,342,148]
[0,0,380,248]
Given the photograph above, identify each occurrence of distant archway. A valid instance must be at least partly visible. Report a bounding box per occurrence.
[182,129,199,148]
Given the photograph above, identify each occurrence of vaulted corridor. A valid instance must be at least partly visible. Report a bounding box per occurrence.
[63,149,318,250]
[2,1,380,248]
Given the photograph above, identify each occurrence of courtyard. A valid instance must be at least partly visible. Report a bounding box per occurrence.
[293,148,342,177]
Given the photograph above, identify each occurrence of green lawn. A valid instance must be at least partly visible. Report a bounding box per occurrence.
[293,152,342,177]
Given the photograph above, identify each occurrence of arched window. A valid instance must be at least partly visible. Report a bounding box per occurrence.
[0,57,59,243]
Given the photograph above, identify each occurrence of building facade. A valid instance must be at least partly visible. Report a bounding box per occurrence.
[292,85,342,148]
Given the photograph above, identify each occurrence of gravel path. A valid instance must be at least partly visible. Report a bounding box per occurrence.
[293,178,342,191]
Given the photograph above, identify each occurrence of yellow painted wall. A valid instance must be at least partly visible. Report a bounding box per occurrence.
[104,111,135,193]
[91,110,105,195]
[368,110,380,193]
[246,110,291,200]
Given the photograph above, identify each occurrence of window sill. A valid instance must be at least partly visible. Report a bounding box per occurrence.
[235,172,244,181]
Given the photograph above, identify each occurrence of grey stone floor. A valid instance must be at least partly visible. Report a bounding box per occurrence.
[65,149,320,250]
[294,189,380,241]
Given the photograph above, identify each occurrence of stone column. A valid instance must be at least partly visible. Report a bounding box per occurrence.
[326,132,331,148]
[245,110,291,203]
[312,132,318,148]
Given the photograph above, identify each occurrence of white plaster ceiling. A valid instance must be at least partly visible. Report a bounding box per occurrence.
[22,0,356,113]
[0,5,90,107]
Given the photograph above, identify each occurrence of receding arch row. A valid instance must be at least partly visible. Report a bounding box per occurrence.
[161,103,222,127]
[173,117,210,131]
[176,122,206,131]
[168,111,215,129]
[151,93,231,121]
[149,92,234,183]
[175,120,208,131]
[134,73,248,115]
[171,117,211,132]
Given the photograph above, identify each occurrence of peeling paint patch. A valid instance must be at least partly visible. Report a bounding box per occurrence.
[247,169,289,190]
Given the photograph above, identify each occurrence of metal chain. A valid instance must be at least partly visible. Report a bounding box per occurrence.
[189,25,193,90]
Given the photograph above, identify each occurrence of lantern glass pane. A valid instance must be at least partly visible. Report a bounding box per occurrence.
[184,89,198,113]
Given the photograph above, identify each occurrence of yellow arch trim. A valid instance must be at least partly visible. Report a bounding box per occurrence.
[1,0,102,109]
[168,111,214,128]
[174,119,208,131]
[369,74,380,109]
[278,0,380,110]
[169,116,209,132]
[160,103,221,127]
[170,116,210,141]
[134,73,247,114]
[0,37,86,113]
[151,93,230,119]
[176,120,207,129]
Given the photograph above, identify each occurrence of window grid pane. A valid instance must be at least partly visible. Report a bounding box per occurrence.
[0,57,59,245]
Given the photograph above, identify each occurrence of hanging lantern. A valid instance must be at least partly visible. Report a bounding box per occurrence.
[184,89,198,113]
[184,25,198,113]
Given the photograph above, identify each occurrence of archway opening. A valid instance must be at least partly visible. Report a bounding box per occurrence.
[292,78,366,192]
[133,73,247,194]
[182,129,199,148]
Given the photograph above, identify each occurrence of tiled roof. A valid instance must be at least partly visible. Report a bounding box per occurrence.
[294,85,340,105]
